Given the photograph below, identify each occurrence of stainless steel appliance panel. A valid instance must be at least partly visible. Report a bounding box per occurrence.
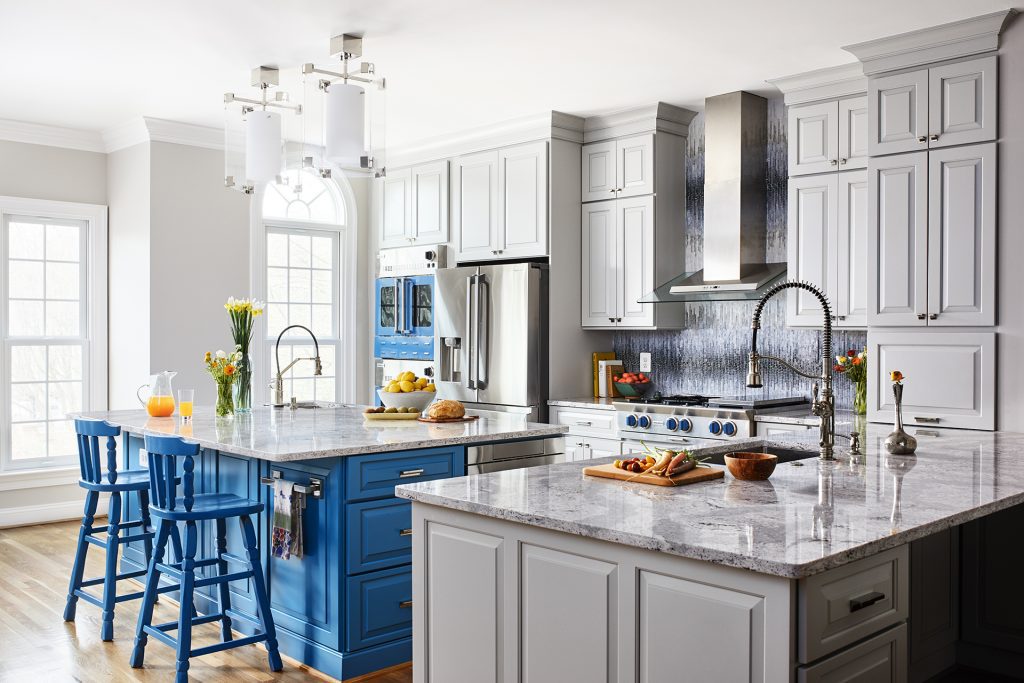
[466,438,564,474]
[477,263,543,408]
[434,266,478,403]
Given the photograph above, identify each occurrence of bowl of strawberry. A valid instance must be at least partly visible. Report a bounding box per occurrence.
[613,371,653,397]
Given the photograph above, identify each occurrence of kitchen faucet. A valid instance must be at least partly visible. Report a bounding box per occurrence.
[272,324,323,407]
[746,281,835,461]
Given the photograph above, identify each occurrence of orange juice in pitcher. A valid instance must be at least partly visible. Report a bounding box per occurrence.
[137,371,177,417]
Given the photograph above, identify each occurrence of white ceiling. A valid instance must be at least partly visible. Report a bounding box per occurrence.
[0,0,1012,148]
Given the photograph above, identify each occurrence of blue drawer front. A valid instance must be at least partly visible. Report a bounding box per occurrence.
[346,499,412,574]
[346,447,463,501]
[345,566,412,651]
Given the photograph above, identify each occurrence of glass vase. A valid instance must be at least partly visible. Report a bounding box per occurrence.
[853,379,867,415]
[233,352,252,414]
[216,378,235,417]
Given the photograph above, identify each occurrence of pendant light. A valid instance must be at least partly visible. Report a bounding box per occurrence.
[245,110,282,182]
[324,82,364,167]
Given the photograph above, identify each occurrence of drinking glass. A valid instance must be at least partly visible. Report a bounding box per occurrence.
[178,389,195,420]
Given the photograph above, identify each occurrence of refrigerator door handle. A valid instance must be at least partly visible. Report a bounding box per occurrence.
[394,277,404,334]
[465,274,476,389]
[476,274,489,389]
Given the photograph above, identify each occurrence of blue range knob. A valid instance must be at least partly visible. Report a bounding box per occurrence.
[678,418,693,433]
[708,420,722,436]
[665,417,679,431]
[625,414,638,428]
[723,421,737,437]
[638,415,652,429]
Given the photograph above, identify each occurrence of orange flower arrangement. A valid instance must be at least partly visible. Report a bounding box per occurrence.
[204,346,242,416]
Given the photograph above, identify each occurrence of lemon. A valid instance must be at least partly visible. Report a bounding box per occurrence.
[415,377,428,388]
[386,384,402,393]
[401,371,415,382]
[399,380,416,393]
[424,383,436,392]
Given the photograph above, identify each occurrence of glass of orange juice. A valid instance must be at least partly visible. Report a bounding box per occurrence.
[178,389,195,421]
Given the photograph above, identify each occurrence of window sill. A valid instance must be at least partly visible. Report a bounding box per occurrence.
[0,466,81,492]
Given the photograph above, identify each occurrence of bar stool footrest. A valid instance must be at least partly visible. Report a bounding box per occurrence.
[142,624,179,649]
[224,608,261,627]
[193,570,252,589]
[191,633,267,658]
[152,612,225,632]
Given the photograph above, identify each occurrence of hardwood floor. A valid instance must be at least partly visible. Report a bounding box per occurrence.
[0,519,412,683]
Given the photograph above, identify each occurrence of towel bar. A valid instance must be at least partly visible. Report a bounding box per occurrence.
[260,470,324,500]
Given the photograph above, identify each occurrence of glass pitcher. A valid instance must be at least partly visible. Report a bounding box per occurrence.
[137,371,177,417]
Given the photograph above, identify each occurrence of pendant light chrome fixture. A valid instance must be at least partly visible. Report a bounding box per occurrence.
[224,66,303,194]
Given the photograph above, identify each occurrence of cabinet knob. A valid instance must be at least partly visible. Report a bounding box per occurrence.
[929,313,938,320]
[608,317,615,323]
[616,318,622,322]
[917,313,927,320]
[830,159,838,166]
[609,189,617,193]
[838,315,846,321]
[918,136,927,143]
[839,158,847,165]
[929,134,939,141]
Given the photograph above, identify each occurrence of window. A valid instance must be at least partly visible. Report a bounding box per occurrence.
[257,170,351,403]
[1,198,107,472]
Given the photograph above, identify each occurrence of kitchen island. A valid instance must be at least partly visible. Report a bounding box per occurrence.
[397,425,1024,682]
[74,405,566,680]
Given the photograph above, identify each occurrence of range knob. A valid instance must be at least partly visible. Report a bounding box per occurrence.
[708,420,723,436]
[665,417,679,431]
[638,415,652,429]
[722,421,737,437]
[678,418,693,433]
[625,414,638,428]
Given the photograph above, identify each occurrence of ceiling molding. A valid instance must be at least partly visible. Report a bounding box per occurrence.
[583,102,698,142]
[766,63,867,105]
[0,118,105,153]
[100,118,150,153]
[143,117,223,150]
[843,8,1018,75]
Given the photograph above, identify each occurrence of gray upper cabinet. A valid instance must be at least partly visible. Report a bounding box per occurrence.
[581,139,616,202]
[581,133,654,201]
[869,56,996,157]
[789,96,866,176]
[453,150,500,261]
[838,96,869,170]
[377,161,449,249]
[378,167,412,249]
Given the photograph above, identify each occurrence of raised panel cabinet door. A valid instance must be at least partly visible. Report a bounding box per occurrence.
[454,150,500,262]
[411,160,449,244]
[869,69,929,156]
[797,624,907,683]
[928,56,997,149]
[582,140,617,202]
[868,153,928,326]
[961,506,1024,656]
[836,171,868,328]
[927,143,995,326]
[617,195,655,328]
[789,101,840,176]
[787,174,837,327]
[867,331,995,430]
[615,133,654,198]
[379,168,412,249]
[498,141,548,259]
[581,202,618,328]
[838,96,868,170]
[521,544,618,683]
[639,570,767,683]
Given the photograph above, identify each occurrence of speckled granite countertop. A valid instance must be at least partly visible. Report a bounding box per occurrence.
[75,406,567,462]
[547,397,618,410]
[755,406,857,426]
[398,424,1024,578]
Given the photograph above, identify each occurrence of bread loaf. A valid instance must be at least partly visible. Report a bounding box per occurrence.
[427,399,465,420]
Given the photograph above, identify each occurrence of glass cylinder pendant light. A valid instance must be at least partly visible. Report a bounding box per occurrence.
[245,110,282,182]
[324,82,365,168]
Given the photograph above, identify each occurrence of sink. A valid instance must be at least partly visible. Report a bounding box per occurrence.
[702,446,818,467]
[266,401,355,410]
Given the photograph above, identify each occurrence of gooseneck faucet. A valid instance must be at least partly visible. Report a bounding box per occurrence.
[746,281,835,461]
[272,324,323,407]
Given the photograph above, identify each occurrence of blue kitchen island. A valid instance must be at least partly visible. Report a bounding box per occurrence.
[75,405,566,680]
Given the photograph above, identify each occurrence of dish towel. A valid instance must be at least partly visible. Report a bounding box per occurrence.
[272,479,304,560]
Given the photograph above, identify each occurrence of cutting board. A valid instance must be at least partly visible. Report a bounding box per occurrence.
[363,412,420,421]
[583,463,725,487]
[592,352,616,397]
[416,415,480,424]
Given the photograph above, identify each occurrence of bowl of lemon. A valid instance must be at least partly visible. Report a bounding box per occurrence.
[377,371,437,412]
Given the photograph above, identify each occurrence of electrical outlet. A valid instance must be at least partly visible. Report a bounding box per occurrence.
[639,352,652,373]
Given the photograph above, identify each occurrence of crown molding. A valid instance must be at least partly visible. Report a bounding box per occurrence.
[100,118,150,153]
[102,117,223,153]
[583,102,698,142]
[0,118,105,153]
[766,62,867,105]
[843,9,1018,75]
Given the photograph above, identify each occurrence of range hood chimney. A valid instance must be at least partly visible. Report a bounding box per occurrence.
[641,91,786,304]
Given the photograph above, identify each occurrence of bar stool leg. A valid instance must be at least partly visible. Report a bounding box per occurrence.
[240,514,282,672]
[174,520,198,683]
[100,490,123,641]
[138,489,154,566]
[130,518,171,669]
[214,517,233,642]
[63,490,99,622]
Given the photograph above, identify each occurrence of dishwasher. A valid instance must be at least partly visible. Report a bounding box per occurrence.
[465,437,565,474]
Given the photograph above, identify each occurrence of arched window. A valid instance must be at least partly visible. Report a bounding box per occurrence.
[256,169,353,404]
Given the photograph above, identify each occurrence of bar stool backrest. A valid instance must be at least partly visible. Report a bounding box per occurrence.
[74,418,122,485]
[143,434,201,513]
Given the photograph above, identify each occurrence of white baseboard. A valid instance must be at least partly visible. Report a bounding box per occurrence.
[0,498,109,529]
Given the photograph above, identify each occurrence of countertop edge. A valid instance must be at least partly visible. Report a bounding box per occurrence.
[547,398,618,411]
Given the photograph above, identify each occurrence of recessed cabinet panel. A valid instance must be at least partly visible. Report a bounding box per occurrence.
[380,168,412,249]
[797,624,907,683]
[499,141,548,259]
[839,96,868,170]
[789,101,839,176]
[582,140,616,202]
[929,56,997,148]
[581,203,618,327]
[618,196,655,327]
[869,70,928,156]
[616,133,654,198]
[787,175,836,326]
[837,171,868,327]
[412,161,449,245]
[455,150,500,261]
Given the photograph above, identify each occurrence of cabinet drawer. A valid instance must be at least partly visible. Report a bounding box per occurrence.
[346,448,463,502]
[346,499,412,574]
[345,566,413,651]
[549,406,617,438]
[797,623,907,683]
[799,545,908,663]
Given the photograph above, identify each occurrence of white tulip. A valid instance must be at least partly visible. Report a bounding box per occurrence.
[216,350,227,359]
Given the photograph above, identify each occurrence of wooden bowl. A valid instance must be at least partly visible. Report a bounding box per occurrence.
[724,452,778,481]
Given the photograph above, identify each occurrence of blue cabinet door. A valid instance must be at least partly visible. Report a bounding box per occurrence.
[346,499,412,574]
[346,446,465,502]
[345,566,413,651]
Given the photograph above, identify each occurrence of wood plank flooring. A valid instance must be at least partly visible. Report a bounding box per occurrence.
[0,519,412,683]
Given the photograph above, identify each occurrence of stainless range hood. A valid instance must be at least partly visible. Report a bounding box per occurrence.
[641,91,786,304]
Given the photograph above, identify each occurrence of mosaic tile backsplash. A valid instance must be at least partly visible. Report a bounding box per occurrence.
[612,98,867,409]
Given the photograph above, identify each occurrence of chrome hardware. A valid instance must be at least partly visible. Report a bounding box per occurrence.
[608,317,615,323]
[929,313,938,320]
[830,159,838,166]
[399,600,413,609]
[616,317,622,322]
[399,528,413,537]
[839,158,848,165]
[273,325,323,407]
[260,470,324,502]
[575,421,592,427]
[848,432,861,455]
[850,591,885,612]
[838,315,846,321]
[399,468,425,478]
[929,134,939,141]
[609,189,617,193]
[918,136,927,143]
[917,313,927,320]
[915,416,941,424]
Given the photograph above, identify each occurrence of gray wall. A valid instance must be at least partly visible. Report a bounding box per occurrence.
[0,140,107,204]
[613,98,867,409]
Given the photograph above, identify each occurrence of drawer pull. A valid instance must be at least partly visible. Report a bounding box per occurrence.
[575,420,592,427]
[399,600,413,609]
[849,591,885,612]
[399,528,413,537]
[399,468,425,478]
[914,416,940,424]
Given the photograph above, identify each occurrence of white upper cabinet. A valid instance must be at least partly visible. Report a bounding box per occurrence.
[498,141,548,259]
[581,133,654,201]
[378,167,412,249]
[836,171,869,327]
[869,56,996,157]
[789,97,866,176]
[377,162,449,249]
[838,96,869,170]
[581,202,617,327]
[453,150,500,261]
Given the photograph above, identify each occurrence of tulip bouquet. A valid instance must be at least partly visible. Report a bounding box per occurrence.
[834,348,868,415]
[205,347,243,416]
[224,297,264,413]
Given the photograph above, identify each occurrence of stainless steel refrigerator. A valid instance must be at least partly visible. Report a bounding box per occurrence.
[433,262,548,419]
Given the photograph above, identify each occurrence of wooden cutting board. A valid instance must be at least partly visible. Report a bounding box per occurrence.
[416,415,480,424]
[363,412,420,421]
[583,462,724,487]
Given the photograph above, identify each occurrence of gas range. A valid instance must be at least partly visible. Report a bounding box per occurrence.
[614,394,807,445]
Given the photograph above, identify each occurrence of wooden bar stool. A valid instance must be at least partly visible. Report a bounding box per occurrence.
[64,418,180,641]
[130,434,282,683]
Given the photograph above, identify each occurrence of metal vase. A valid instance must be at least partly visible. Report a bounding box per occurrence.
[884,383,917,455]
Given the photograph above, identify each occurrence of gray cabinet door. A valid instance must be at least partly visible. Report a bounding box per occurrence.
[582,139,617,202]
[411,160,449,245]
[581,201,618,328]
[928,56,997,149]
[839,96,869,170]
[789,100,840,176]
[379,168,412,249]
[869,70,929,157]
[788,174,837,326]
[836,171,868,328]
[498,141,548,259]
[454,150,500,262]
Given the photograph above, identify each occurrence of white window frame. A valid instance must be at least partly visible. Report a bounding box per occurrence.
[250,170,358,404]
[0,196,107,473]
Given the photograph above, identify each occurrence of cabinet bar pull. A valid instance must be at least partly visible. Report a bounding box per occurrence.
[918,136,927,143]
[914,416,941,424]
[916,313,927,320]
[399,600,413,609]
[575,421,592,427]
[849,591,885,612]
[399,528,413,537]
[399,468,425,478]
[929,313,938,320]
[260,471,323,500]
[839,158,848,165]
[829,159,838,166]
[929,134,939,141]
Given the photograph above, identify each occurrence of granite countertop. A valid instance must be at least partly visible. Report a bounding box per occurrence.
[75,406,567,462]
[755,406,857,427]
[547,397,618,411]
[398,424,1024,578]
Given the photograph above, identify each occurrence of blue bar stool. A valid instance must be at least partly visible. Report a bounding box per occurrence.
[64,418,182,641]
[130,434,282,682]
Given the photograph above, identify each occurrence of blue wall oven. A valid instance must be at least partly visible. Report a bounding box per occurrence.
[374,275,434,361]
